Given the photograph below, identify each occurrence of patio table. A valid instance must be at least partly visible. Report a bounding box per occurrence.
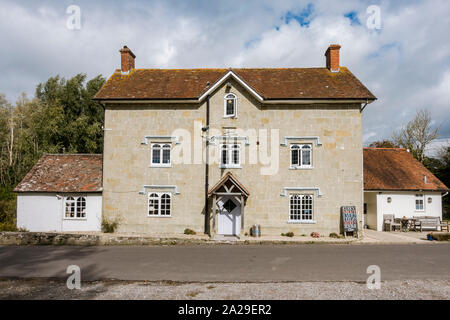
[399,218,416,231]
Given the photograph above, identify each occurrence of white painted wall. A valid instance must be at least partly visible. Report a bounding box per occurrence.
[17,193,102,232]
[364,191,443,231]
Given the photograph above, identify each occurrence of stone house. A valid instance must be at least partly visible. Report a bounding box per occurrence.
[89,44,376,237]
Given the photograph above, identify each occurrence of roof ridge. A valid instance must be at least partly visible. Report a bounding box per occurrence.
[43,153,102,156]
[364,147,406,150]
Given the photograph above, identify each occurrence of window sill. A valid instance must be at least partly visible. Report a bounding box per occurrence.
[149,164,172,168]
[147,215,172,218]
[223,115,237,119]
[63,218,87,221]
[289,166,313,170]
[287,220,316,224]
[219,165,242,169]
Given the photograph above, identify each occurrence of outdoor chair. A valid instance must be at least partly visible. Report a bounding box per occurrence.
[383,214,401,231]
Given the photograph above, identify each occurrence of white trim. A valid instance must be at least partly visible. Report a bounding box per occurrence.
[63,196,87,220]
[142,136,180,145]
[210,135,249,146]
[147,192,172,217]
[281,187,322,197]
[220,143,241,168]
[199,70,264,102]
[150,143,172,167]
[288,194,314,222]
[289,144,313,169]
[224,93,237,118]
[414,193,425,212]
[287,220,317,224]
[281,136,322,147]
[139,185,180,195]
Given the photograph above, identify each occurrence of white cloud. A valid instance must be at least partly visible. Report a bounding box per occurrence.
[0,0,449,141]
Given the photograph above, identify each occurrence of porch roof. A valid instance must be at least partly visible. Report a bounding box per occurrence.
[208,172,250,197]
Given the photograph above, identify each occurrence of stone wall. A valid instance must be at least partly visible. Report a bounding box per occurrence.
[102,78,363,236]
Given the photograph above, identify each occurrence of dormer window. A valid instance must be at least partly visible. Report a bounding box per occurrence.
[224,93,237,117]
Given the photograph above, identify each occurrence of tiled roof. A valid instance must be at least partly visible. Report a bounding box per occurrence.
[14,154,103,193]
[94,67,376,101]
[363,148,448,192]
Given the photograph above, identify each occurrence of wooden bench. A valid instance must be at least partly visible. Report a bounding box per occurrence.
[414,216,449,232]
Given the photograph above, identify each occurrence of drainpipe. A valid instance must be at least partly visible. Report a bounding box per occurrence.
[443,192,449,198]
[204,95,211,235]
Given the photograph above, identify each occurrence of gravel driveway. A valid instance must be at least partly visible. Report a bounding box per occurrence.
[0,278,448,300]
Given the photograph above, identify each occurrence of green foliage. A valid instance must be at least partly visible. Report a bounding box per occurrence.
[429,232,450,241]
[102,218,119,233]
[329,232,339,238]
[368,140,398,148]
[184,228,196,235]
[281,232,294,237]
[0,74,105,226]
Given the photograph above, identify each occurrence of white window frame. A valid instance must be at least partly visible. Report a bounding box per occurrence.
[415,194,425,212]
[64,196,87,220]
[224,93,237,118]
[288,194,314,223]
[148,192,172,217]
[219,143,241,168]
[290,144,312,168]
[150,143,172,167]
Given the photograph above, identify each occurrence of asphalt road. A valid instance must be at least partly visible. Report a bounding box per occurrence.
[0,244,449,282]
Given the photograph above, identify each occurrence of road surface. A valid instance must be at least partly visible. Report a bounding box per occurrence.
[0,244,449,282]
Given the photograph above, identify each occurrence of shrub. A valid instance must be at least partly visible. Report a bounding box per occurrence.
[429,233,450,241]
[184,228,196,235]
[0,220,18,232]
[310,232,320,238]
[329,232,339,238]
[101,218,119,233]
[281,232,294,237]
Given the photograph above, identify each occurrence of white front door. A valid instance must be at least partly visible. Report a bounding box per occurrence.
[218,197,241,235]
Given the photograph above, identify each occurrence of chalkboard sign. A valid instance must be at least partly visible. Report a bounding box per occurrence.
[341,206,358,234]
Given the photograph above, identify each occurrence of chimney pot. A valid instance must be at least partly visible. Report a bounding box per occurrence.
[325,44,341,72]
[120,45,136,73]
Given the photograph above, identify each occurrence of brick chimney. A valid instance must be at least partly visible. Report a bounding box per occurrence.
[325,44,341,72]
[120,46,136,73]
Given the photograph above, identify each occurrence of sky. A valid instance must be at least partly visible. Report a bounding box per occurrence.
[0,0,449,146]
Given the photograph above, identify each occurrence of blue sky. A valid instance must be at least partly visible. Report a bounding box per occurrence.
[0,0,449,145]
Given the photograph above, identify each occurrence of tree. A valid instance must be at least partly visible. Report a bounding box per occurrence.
[368,139,398,148]
[392,109,439,163]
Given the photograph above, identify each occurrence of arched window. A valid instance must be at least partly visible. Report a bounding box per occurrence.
[162,144,171,164]
[301,145,311,166]
[76,197,86,218]
[65,197,75,218]
[289,194,313,221]
[224,93,237,117]
[148,193,172,216]
[290,144,312,168]
[64,196,87,219]
[290,145,300,167]
[220,144,241,168]
[160,194,171,216]
[152,144,161,164]
[151,143,171,166]
[148,193,159,215]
